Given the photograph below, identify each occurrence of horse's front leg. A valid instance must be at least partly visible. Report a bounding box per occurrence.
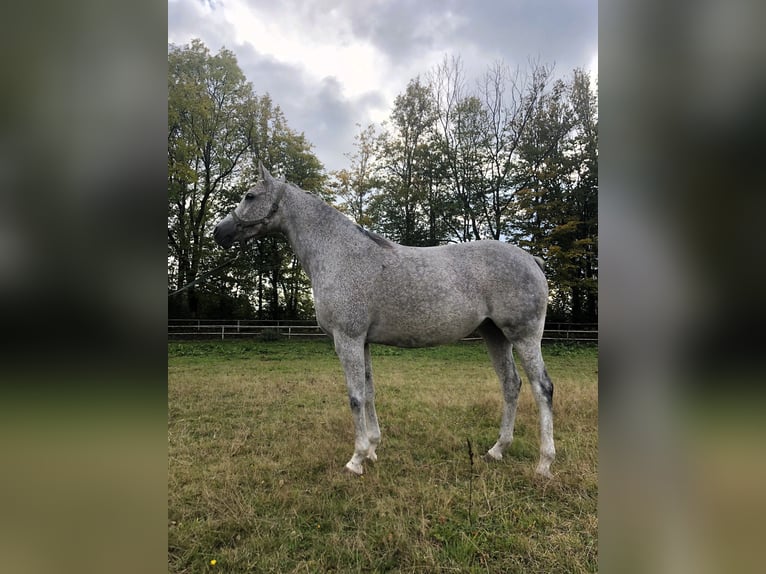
[334,333,370,475]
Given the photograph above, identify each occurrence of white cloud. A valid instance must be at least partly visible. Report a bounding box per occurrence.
[220,0,387,100]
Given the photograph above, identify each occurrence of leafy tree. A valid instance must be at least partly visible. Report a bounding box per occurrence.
[478,60,553,240]
[168,39,256,316]
[331,123,383,227]
[564,70,598,320]
[223,107,326,321]
[430,56,555,241]
[370,78,441,245]
[168,39,324,320]
[511,71,597,321]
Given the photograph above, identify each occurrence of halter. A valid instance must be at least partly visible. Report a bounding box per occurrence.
[230,183,286,231]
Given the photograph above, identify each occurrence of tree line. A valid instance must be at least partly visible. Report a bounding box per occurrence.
[168,40,597,323]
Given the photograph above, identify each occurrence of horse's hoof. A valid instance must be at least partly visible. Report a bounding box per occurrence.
[535,467,554,479]
[344,461,364,476]
[484,449,502,462]
[366,451,378,463]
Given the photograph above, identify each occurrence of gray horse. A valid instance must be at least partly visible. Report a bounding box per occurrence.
[214,164,555,477]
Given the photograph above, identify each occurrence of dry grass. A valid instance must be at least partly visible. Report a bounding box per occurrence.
[168,340,597,572]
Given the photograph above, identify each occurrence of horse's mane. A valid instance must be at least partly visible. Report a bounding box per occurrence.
[357,225,395,250]
[297,185,395,250]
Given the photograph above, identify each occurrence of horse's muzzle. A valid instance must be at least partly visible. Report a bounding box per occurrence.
[213,214,238,249]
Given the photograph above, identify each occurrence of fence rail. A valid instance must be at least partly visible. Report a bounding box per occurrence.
[168,319,597,343]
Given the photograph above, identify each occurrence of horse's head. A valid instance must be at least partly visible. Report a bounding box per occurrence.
[213,163,285,249]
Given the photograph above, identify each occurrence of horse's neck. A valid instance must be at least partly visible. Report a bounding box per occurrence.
[280,187,359,280]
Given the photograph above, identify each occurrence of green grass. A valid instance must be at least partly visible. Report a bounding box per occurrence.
[169,339,598,573]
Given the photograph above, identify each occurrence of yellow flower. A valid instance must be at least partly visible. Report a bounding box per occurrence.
[210,559,217,566]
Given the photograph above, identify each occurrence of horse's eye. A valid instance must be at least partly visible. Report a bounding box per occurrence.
[245,192,255,200]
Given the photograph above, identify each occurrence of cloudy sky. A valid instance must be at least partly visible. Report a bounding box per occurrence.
[168,0,597,173]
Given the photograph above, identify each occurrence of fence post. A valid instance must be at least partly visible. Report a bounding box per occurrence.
[221,325,225,341]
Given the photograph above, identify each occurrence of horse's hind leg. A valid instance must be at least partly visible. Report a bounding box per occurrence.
[363,342,381,462]
[513,337,556,478]
[479,321,522,463]
[334,332,371,475]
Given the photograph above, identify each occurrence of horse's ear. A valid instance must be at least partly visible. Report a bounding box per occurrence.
[258,162,273,183]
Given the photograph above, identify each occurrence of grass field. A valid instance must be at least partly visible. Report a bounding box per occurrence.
[168,339,598,573]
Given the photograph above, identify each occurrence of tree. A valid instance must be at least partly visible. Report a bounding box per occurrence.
[430,55,481,242]
[224,105,326,321]
[370,78,441,245]
[168,39,324,320]
[168,40,255,316]
[331,123,383,227]
[478,60,553,240]
[430,55,555,241]
[511,70,598,321]
[564,70,598,320]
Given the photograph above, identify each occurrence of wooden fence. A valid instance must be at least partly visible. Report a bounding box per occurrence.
[168,319,597,343]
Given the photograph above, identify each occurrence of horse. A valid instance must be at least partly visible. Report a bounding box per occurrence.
[213,163,555,477]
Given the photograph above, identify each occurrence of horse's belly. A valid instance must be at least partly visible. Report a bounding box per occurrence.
[365,277,486,346]
[367,329,468,348]
[366,312,481,348]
